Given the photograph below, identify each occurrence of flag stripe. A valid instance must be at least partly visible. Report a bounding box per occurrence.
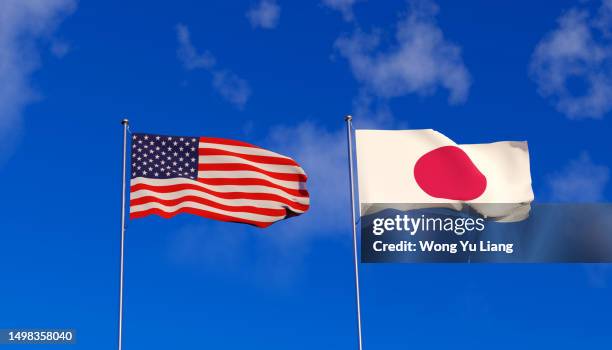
[131,189,307,212]
[199,142,291,159]
[131,177,309,205]
[199,137,265,149]
[131,195,291,216]
[199,155,304,174]
[131,201,284,222]
[198,170,305,190]
[199,148,299,166]
[198,163,307,181]
[197,178,308,197]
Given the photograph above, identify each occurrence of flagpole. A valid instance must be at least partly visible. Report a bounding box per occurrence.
[345,115,363,350]
[118,118,129,350]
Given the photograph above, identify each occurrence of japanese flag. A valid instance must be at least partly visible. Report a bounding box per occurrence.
[355,129,534,221]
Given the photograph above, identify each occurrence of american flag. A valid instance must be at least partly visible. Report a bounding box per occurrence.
[129,133,309,227]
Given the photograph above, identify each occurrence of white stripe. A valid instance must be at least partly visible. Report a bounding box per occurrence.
[130,177,310,205]
[198,170,305,190]
[130,189,306,213]
[199,155,305,174]
[130,201,284,222]
[199,142,291,159]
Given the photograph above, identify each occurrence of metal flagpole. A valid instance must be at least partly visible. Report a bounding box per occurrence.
[345,115,363,350]
[118,118,129,350]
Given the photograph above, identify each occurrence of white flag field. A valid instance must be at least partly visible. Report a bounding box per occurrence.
[355,129,534,221]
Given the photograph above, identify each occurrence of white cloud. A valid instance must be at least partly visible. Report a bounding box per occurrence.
[176,24,215,70]
[548,152,609,202]
[212,70,251,109]
[246,0,280,29]
[176,24,251,109]
[0,0,75,164]
[530,1,612,119]
[334,0,470,124]
[322,0,357,21]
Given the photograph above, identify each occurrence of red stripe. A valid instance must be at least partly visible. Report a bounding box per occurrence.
[199,137,262,149]
[196,178,309,197]
[130,183,310,211]
[198,163,307,182]
[130,207,274,228]
[199,148,298,166]
[131,195,289,217]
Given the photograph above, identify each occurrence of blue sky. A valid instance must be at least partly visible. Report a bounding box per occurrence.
[1,0,612,349]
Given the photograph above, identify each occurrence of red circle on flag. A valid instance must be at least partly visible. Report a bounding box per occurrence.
[413,146,487,201]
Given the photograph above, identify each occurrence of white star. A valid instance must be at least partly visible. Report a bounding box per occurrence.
[179,157,183,161]
[144,135,149,140]
[143,170,148,175]
[192,138,196,142]
[154,172,159,176]
[156,136,160,140]
[179,137,184,141]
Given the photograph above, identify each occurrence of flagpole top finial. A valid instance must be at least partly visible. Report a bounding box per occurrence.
[344,115,353,122]
[121,119,129,125]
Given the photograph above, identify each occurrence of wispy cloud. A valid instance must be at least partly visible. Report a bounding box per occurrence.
[334,0,471,125]
[246,0,281,29]
[0,0,76,165]
[176,24,215,70]
[530,0,612,119]
[176,24,251,109]
[322,0,357,21]
[548,152,609,202]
